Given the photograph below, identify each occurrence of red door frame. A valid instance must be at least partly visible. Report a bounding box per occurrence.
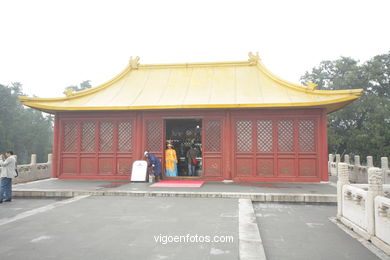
[141,110,227,181]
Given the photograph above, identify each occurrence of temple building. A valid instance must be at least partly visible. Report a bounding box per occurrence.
[19,53,362,182]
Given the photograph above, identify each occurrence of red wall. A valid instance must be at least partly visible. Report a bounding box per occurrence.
[53,109,328,182]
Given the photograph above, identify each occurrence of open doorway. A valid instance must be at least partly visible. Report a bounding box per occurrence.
[165,119,202,177]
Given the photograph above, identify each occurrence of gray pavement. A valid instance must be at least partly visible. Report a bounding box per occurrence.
[0,196,238,260]
[254,203,381,260]
[14,178,336,194]
[0,190,384,260]
[329,176,338,183]
[0,198,61,219]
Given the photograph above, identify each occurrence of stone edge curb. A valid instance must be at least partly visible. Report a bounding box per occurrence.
[330,217,390,259]
[239,198,267,260]
[13,190,336,203]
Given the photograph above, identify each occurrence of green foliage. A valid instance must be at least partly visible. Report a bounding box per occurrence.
[301,52,390,165]
[64,80,92,92]
[0,83,53,164]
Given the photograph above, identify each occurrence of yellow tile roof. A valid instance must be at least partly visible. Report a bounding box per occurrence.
[19,53,363,114]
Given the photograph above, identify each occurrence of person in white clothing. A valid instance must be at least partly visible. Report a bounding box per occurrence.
[0,151,17,203]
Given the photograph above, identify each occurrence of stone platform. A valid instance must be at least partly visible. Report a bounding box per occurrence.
[13,178,337,203]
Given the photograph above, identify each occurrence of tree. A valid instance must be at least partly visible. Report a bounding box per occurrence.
[301,52,390,165]
[0,83,53,164]
[0,80,92,164]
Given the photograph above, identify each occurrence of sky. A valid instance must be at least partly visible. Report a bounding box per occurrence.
[1,0,389,98]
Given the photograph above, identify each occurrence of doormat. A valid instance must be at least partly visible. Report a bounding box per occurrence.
[150,180,204,188]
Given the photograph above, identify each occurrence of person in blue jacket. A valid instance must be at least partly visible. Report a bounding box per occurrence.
[144,151,162,181]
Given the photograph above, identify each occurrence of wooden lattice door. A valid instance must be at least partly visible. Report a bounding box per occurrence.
[61,121,79,175]
[202,119,224,177]
[235,119,255,177]
[144,118,164,162]
[116,120,135,176]
[59,116,136,178]
[233,114,320,181]
[297,119,317,177]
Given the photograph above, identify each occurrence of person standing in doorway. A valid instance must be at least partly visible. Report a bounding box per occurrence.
[186,145,198,176]
[0,151,17,203]
[165,143,178,177]
[144,151,163,181]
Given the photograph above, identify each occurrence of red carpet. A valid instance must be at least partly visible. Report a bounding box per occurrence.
[150,180,204,188]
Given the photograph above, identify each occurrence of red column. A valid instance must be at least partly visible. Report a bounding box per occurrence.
[52,114,60,178]
[135,111,144,161]
[321,109,329,181]
[225,110,232,180]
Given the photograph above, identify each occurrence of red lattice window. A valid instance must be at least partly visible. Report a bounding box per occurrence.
[81,122,95,152]
[146,120,162,152]
[204,120,222,152]
[236,120,253,152]
[63,122,78,152]
[257,120,273,152]
[118,121,133,152]
[278,120,294,152]
[298,120,316,152]
[99,122,114,152]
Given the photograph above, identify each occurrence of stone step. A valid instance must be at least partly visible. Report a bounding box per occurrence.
[13,189,336,203]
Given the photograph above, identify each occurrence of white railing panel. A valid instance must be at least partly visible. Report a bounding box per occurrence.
[342,185,368,230]
[375,196,390,246]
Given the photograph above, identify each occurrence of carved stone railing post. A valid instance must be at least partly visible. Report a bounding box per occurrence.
[336,154,340,163]
[352,155,361,183]
[345,154,350,182]
[367,156,374,168]
[344,154,350,165]
[381,157,389,184]
[334,154,340,176]
[337,163,350,219]
[47,153,53,164]
[328,154,334,175]
[354,155,361,167]
[30,154,37,166]
[367,167,383,237]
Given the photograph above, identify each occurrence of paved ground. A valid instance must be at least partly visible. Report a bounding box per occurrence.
[254,203,381,260]
[3,179,386,259]
[0,198,61,219]
[0,196,238,260]
[329,176,338,183]
[14,178,336,194]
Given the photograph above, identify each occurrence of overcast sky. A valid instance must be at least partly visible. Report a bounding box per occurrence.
[1,0,389,98]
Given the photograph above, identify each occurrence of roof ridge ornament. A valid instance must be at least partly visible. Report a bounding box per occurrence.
[63,87,75,97]
[306,81,318,90]
[129,56,140,69]
[248,52,260,65]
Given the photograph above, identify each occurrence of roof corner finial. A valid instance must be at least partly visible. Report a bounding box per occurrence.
[129,56,140,69]
[306,81,318,90]
[63,87,75,97]
[248,52,260,65]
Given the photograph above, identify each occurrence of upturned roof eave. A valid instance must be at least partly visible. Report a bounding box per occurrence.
[18,54,363,113]
[20,95,359,114]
